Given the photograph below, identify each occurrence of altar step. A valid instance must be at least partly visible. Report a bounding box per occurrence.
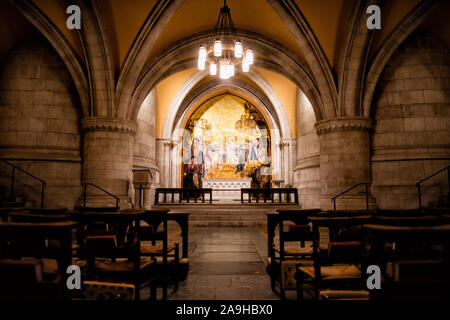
[152,203,302,226]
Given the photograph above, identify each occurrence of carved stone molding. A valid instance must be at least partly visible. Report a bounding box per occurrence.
[294,154,320,170]
[315,117,372,136]
[81,118,138,136]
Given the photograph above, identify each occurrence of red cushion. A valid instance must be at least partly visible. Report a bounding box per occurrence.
[329,241,361,247]
[86,235,116,240]
[289,225,310,232]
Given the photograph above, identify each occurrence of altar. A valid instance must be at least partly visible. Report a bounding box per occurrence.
[202,178,252,202]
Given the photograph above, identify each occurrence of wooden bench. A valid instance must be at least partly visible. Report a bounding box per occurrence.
[155,188,212,204]
[241,188,299,204]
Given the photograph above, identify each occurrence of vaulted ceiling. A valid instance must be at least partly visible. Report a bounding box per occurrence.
[1,0,449,131]
[2,0,448,74]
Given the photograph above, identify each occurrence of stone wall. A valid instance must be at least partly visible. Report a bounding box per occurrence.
[371,31,450,209]
[294,90,321,208]
[0,35,82,209]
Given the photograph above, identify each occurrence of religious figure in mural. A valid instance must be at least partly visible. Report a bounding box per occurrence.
[182,94,271,188]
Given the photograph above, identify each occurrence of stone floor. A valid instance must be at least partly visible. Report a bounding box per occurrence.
[167,226,283,300]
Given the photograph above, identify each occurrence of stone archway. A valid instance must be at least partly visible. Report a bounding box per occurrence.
[155,78,297,191]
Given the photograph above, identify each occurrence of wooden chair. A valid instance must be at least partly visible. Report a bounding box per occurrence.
[0,221,79,299]
[140,209,182,300]
[80,280,136,300]
[364,223,450,300]
[266,209,321,298]
[274,213,315,299]
[84,230,155,300]
[296,216,371,300]
[0,258,67,299]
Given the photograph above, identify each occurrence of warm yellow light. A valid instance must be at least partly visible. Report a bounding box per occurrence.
[214,40,222,57]
[234,41,243,58]
[210,63,217,76]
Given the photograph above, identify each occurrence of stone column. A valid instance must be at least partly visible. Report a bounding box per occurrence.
[81,118,137,208]
[316,117,376,210]
[273,140,283,183]
[171,140,179,188]
[156,139,171,188]
[281,139,297,187]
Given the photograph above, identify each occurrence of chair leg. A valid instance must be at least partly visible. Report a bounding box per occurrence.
[280,289,286,300]
[150,284,157,300]
[135,281,140,301]
[162,282,168,300]
[295,268,304,301]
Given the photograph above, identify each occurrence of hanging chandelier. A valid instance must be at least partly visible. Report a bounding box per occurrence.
[197,0,254,79]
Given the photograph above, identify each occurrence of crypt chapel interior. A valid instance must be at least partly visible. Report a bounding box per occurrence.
[0,0,449,302]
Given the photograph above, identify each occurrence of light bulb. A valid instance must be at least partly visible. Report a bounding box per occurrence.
[242,59,249,72]
[234,41,243,58]
[245,49,253,65]
[214,40,222,57]
[199,46,206,60]
[198,59,205,70]
[229,64,235,77]
[219,63,227,79]
[210,63,217,76]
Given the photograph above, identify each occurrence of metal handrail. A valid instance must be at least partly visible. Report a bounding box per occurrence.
[416,165,450,208]
[82,183,120,208]
[1,160,46,208]
[331,183,370,210]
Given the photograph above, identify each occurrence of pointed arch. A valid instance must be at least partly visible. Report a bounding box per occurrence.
[362,0,440,117]
[115,0,185,118]
[76,0,115,117]
[11,0,89,117]
[129,30,324,122]
[267,0,338,118]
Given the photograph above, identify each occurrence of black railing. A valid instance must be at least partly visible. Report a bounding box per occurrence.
[1,160,46,208]
[241,188,299,204]
[82,183,120,208]
[155,188,213,204]
[331,183,370,210]
[416,165,450,208]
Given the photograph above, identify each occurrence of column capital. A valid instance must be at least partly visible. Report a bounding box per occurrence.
[315,117,372,136]
[81,117,138,136]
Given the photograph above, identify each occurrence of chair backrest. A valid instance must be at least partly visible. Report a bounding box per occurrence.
[85,235,118,258]
[364,224,450,299]
[9,212,71,223]
[0,258,49,300]
[0,222,77,299]
[371,215,442,226]
[0,258,44,284]
[310,216,371,266]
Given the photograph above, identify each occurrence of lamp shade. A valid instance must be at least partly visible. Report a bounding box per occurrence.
[210,63,217,76]
[234,41,243,58]
[214,40,222,57]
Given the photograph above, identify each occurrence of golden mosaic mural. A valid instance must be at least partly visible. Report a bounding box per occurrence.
[182,94,271,188]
